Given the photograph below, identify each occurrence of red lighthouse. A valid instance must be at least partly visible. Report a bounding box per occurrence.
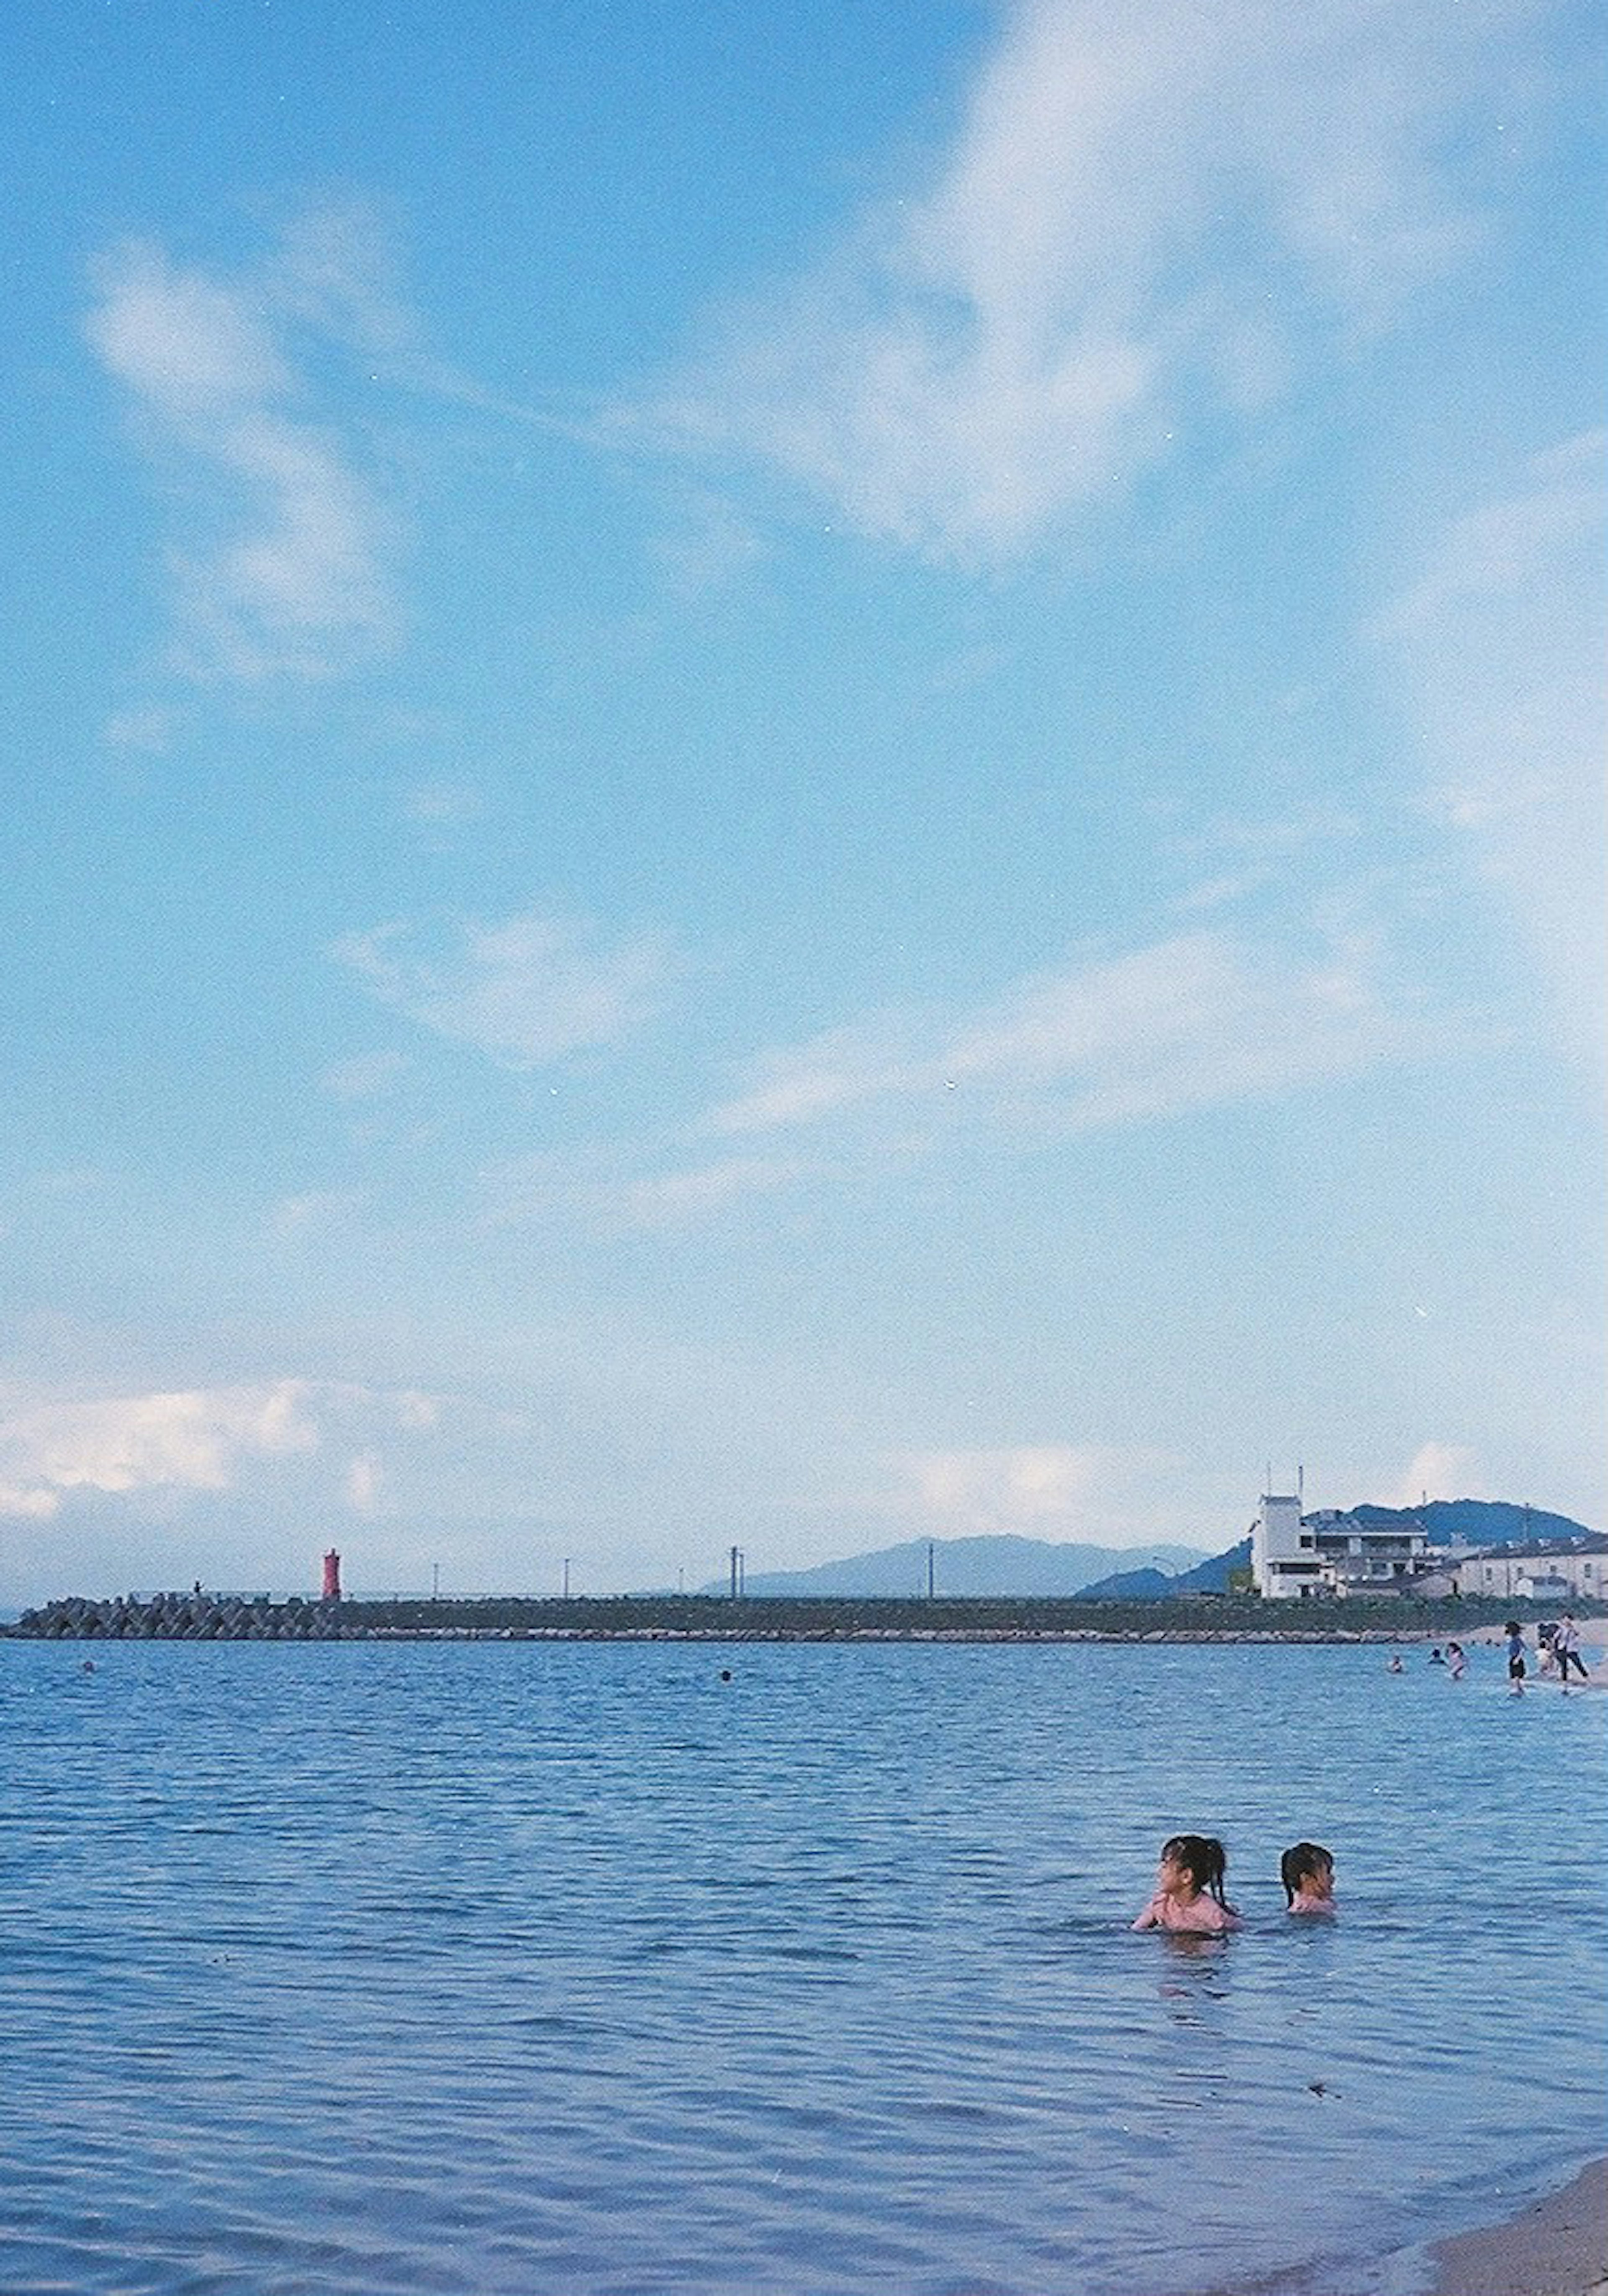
[322,1548,342,1601]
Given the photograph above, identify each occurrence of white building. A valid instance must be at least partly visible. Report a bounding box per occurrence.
[1251,1494,1324,1599]
[1416,1546,1608,1602]
[1250,1494,1430,1599]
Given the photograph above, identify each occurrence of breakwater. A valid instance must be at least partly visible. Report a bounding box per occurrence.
[6,1590,1599,1642]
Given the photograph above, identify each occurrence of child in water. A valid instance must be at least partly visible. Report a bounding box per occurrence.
[1281,1841,1336,1915]
[1132,1834,1241,1934]
[1505,1621,1528,1693]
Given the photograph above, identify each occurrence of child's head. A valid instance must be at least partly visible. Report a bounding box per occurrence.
[1159,1833,1231,1907]
[1280,1841,1335,1906]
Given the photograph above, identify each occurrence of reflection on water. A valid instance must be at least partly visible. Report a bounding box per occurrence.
[0,1638,1603,2296]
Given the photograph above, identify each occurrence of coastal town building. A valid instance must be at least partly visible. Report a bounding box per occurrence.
[1250,1492,1608,1602]
[1250,1493,1429,1599]
[1415,1543,1608,1601]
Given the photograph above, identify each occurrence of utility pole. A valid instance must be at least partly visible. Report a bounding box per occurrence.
[729,1545,744,1598]
[562,1557,571,1598]
[927,1540,935,1599]
[432,1561,440,1600]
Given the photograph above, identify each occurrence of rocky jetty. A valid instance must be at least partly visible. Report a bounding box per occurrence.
[8,1592,358,1640]
[8,1589,1599,1643]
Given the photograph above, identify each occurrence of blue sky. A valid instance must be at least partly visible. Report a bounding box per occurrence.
[2,0,1603,1604]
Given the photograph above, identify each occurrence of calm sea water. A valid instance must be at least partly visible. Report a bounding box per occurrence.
[2,1636,1604,2296]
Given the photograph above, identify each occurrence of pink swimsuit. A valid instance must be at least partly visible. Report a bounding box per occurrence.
[1132,1891,1240,1934]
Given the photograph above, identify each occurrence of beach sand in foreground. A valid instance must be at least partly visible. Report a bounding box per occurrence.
[1425,2158,1607,2296]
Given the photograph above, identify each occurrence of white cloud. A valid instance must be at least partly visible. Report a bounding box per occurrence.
[885,1442,1179,1541]
[1380,1443,1489,1510]
[334,908,683,1069]
[1378,430,1607,1085]
[637,0,1529,561]
[0,1378,449,1531]
[345,1452,382,1514]
[0,1482,61,1522]
[85,216,403,678]
[900,1445,1099,1525]
[0,1380,318,1509]
[708,925,1426,1146]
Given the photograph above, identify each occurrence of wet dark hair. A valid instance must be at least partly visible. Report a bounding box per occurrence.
[1161,1833,1235,1912]
[1280,1841,1334,1906]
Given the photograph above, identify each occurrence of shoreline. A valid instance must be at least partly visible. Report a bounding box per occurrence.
[1418,2157,1608,2296]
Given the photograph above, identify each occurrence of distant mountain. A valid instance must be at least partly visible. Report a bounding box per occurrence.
[1342,1500,1600,1549]
[707,1533,1208,1599]
[1071,1566,1175,1600]
[1082,1538,1251,1599]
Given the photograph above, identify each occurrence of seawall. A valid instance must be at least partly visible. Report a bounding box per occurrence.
[5,1591,1602,1643]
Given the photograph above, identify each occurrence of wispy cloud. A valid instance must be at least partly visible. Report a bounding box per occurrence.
[459,917,1438,1234]
[319,1049,408,1103]
[482,1144,808,1234]
[401,781,487,827]
[102,704,181,755]
[334,907,685,1069]
[85,208,408,678]
[636,0,1531,562]
[269,1189,367,1238]
[1378,430,1608,1084]
[707,924,1428,1147]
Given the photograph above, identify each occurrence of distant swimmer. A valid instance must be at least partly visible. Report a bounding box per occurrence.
[1386,1654,1404,1673]
[1132,1834,1241,1935]
[1446,1641,1466,1680]
[1281,1841,1336,1916]
[1505,1621,1528,1693]
[1428,1647,1446,1666]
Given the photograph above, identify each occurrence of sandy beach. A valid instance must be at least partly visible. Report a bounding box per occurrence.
[1425,2158,1608,2296]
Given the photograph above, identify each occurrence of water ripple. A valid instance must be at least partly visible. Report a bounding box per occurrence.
[1,1637,1603,2295]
